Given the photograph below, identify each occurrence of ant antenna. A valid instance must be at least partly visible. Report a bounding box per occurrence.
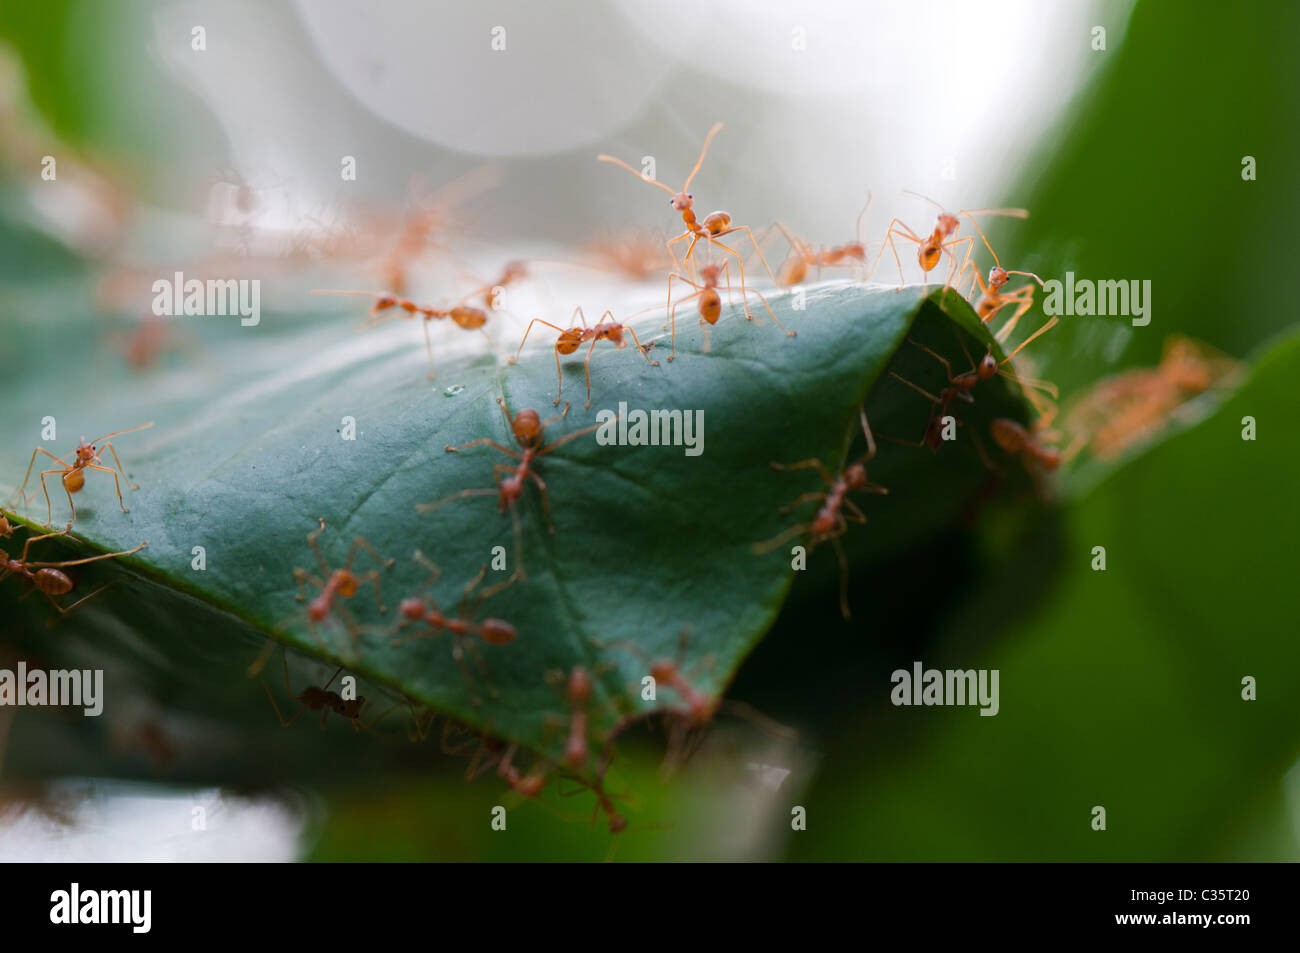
[683,122,723,192]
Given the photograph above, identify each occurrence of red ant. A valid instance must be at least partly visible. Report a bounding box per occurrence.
[467,260,528,311]
[1,522,147,615]
[419,397,606,577]
[597,629,719,727]
[15,422,153,525]
[311,289,495,380]
[516,306,659,408]
[665,260,791,362]
[871,191,1027,291]
[543,666,597,770]
[947,215,1046,341]
[391,552,517,700]
[453,729,547,798]
[752,408,888,619]
[598,123,777,319]
[291,518,394,656]
[989,418,1062,475]
[261,645,388,731]
[887,317,1060,452]
[769,194,873,285]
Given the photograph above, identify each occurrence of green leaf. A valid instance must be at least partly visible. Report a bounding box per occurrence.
[3,281,1039,775]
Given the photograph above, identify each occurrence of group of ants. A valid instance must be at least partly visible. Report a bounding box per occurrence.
[2,123,1233,841]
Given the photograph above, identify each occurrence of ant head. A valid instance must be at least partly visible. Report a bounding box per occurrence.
[937,212,960,236]
[977,351,999,380]
[479,618,517,646]
[501,475,524,501]
[514,774,546,798]
[670,192,693,211]
[307,597,330,622]
[843,462,868,489]
[602,325,627,348]
[988,266,1008,288]
[650,659,677,683]
[336,697,364,717]
[398,597,425,621]
[608,813,629,834]
[568,666,593,705]
[334,570,359,598]
[512,408,543,444]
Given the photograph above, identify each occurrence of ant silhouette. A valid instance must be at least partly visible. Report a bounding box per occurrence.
[291,518,394,657]
[261,645,391,731]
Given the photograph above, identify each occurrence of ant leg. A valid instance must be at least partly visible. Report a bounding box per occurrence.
[770,458,833,484]
[354,568,387,614]
[292,567,327,602]
[623,327,660,368]
[719,224,778,287]
[43,583,112,615]
[421,317,437,380]
[445,436,520,458]
[832,534,852,620]
[889,371,942,405]
[780,491,828,514]
[528,470,555,534]
[97,440,139,491]
[343,536,395,573]
[415,486,499,514]
[39,470,69,525]
[83,464,129,512]
[991,288,1037,341]
[581,337,601,410]
[18,523,72,563]
[25,540,148,569]
[539,401,571,430]
[666,272,703,359]
[751,522,811,555]
[306,518,330,574]
[537,414,610,456]
[907,338,959,382]
[15,447,69,516]
[515,318,565,361]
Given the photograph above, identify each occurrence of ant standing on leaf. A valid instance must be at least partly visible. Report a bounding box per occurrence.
[597,123,779,320]
[516,306,659,408]
[390,551,517,703]
[1,522,147,616]
[871,191,1028,292]
[418,396,608,576]
[15,422,153,525]
[291,518,394,658]
[311,289,497,381]
[752,408,888,619]
[664,260,791,362]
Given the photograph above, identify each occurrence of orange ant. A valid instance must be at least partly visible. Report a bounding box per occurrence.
[769,194,873,286]
[543,666,597,770]
[946,215,1046,340]
[15,422,153,525]
[311,289,495,380]
[598,122,777,318]
[0,509,15,539]
[887,317,1060,452]
[989,418,1062,475]
[665,260,791,362]
[291,518,394,656]
[467,260,528,311]
[1063,336,1239,461]
[516,306,659,408]
[391,552,517,700]
[418,397,606,575]
[261,645,388,731]
[752,408,888,619]
[1,522,147,615]
[871,191,1027,291]
[583,229,672,281]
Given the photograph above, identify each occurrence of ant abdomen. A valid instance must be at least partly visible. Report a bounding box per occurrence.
[35,567,74,595]
[479,618,516,646]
